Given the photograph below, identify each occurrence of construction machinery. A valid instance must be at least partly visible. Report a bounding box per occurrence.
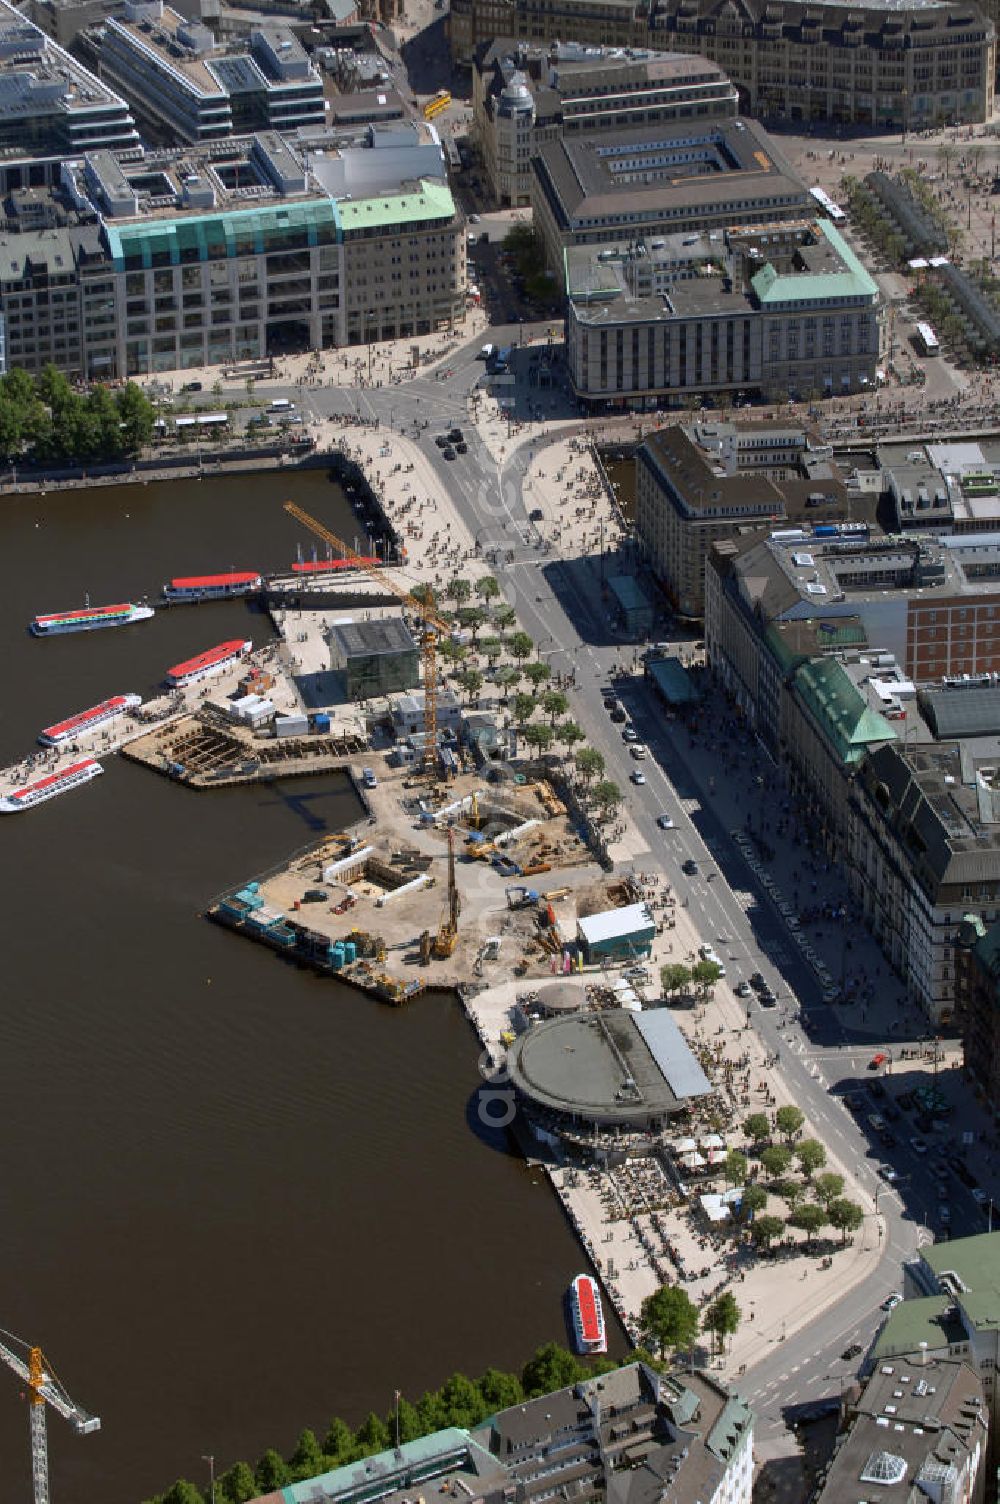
[0,1329,100,1504]
[433,827,461,959]
[283,500,450,775]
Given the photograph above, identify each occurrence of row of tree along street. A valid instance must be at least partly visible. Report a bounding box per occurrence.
[0,365,155,465]
[142,1343,667,1504]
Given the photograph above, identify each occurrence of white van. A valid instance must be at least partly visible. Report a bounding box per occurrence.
[629,744,648,760]
[479,344,495,361]
[269,398,292,411]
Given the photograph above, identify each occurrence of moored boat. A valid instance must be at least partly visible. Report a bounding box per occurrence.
[30,603,154,636]
[163,572,261,603]
[569,1274,607,1354]
[290,557,379,575]
[0,758,104,813]
[166,639,252,687]
[39,694,142,747]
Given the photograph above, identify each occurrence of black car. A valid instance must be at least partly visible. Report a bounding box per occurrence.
[610,707,627,723]
[750,972,766,992]
[448,427,464,442]
[456,441,468,454]
[682,858,699,876]
[435,434,448,448]
[442,446,457,460]
[760,993,778,1009]
[869,1080,886,1099]
[841,1343,863,1361]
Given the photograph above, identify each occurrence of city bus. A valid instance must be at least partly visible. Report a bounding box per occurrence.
[423,90,451,121]
[915,322,940,356]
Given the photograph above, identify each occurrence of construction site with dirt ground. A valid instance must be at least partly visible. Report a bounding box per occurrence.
[205,764,643,1002]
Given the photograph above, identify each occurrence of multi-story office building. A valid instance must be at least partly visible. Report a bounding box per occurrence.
[565,214,880,409]
[248,1363,754,1504]
[811,1350,987,1504]
[0,127,464,378]
[635,422,852,617]
[472,40,738,205]
[0,0,138,160]
[100,0,326,144]
[450,0,996,131]
[533,117,810,266]
[704,523,1000,1021]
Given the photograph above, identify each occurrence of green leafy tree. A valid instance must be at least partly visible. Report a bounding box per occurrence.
[593,779,621,815]
[523,660,552,690]
[523,722,555,753]
[510,631,534,663]
[457,606,487,642]
[743,1112,771,1149]
[386,1395,423,1446]
[813,1172,845,1208]
[255,1450,292,1492]
[477,1367,524,1410]
[541,688,569,725]
[703,1291,741,1353]
[575,747,605,783]
[440,1372,488,1428]
[828,1197,864,1244]
[639,1284,699,1360]
[219,1461,257,1502]
[415,1388,451,1433]
[521,1342,583,1397]
[438,637,467,668]
[660,962,691,997]
[118,382,155,452]
[511,692,536,725]
[160,1484,205,1504]
[773,1177,804,1208]
[475,575,500,604]
[775,1105,805,1142]
[691,959,722,994]
[480,636,503,666]
[447,577,472,606]
[290,1429,324,1479]
[789,1202,827,1247]
[740,1184,767,1220]
[559,720,586,752]
[760,1144,792,1179]
[725,1149,748,1187]
[751,1213,786,1250]
[459,668,484,704]
[323,1417,357,1463]
[355,1411,391,1455]
[796,1139,827,1180]
[494,605,517,636]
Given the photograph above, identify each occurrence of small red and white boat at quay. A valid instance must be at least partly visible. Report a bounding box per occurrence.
[163,572,261,603]
[166,639,252,688]
[39,694,142,747]
[0,757,104,813]
[569,1274,607,1354]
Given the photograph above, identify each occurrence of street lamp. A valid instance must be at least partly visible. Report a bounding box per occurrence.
[202,1454,215,1504]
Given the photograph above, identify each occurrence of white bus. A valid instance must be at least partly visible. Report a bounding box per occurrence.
[809,185,847,223]
[915,322,940,356]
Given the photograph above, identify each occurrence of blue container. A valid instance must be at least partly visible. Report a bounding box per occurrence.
[343,940,357,965]
[813,524,838,538]
[330,943,345,970]
[314,713,331,732]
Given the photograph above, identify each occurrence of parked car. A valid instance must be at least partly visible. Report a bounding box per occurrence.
[362,767,378,789]
[869,1052,888,1070]
[882,1293,903,1311]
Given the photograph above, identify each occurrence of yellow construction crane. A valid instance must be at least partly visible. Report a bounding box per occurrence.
[283,501,449,774]
[0,1328,100,1504]
[433,826,461,959]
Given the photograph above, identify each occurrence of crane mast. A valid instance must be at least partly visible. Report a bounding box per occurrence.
[283,500,449,775]
[0,1330,100,1504]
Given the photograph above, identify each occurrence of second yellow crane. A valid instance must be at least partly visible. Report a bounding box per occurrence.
[283,500,450,775]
